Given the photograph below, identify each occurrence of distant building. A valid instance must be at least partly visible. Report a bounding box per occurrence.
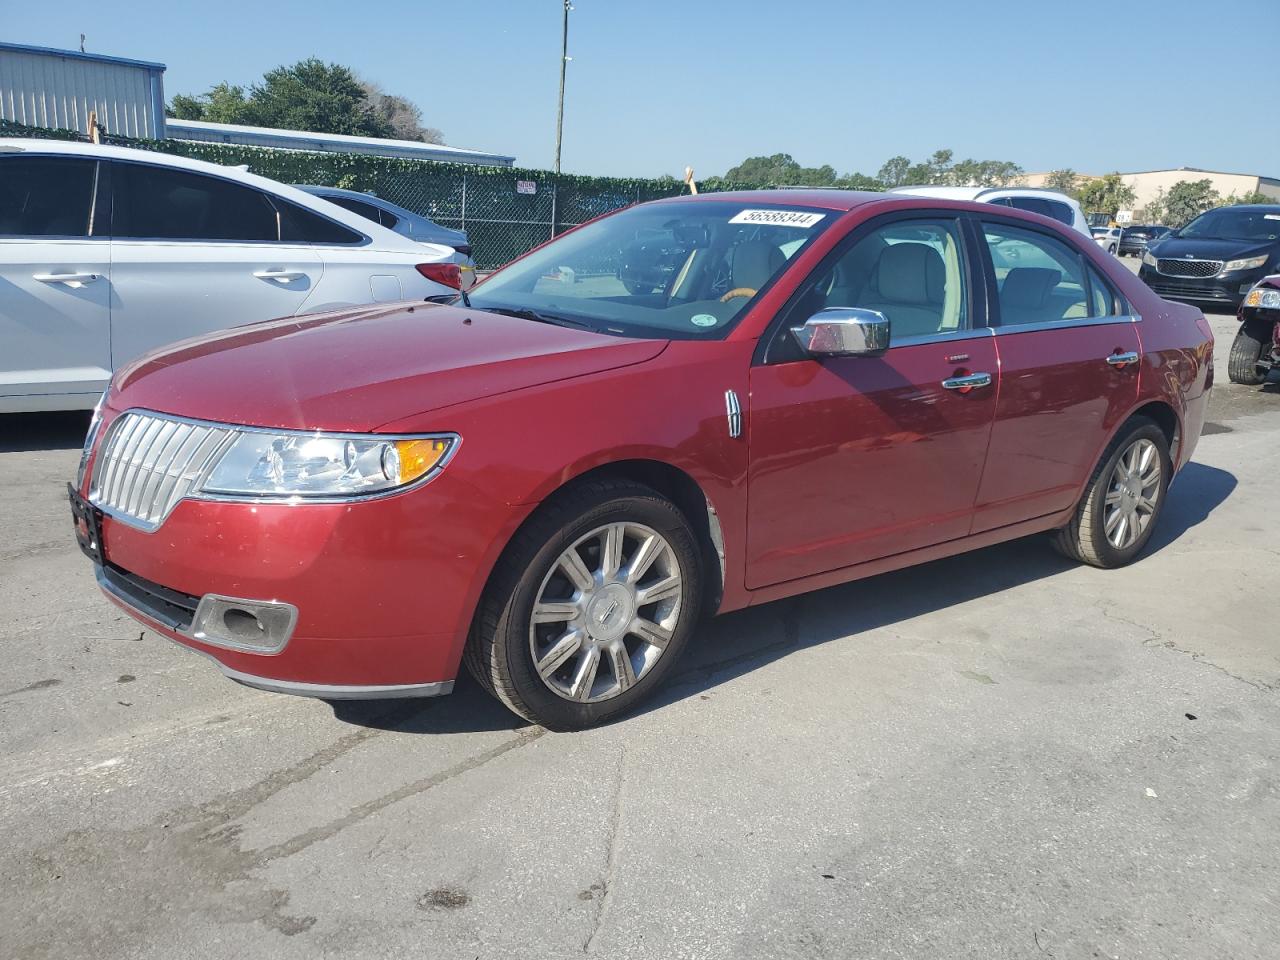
[0,41,167,139]
[167,118,515,168]
[1023,167,1280,215]
[1,40,514,168]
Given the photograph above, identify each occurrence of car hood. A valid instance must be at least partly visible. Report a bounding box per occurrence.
[111,303,668,431]
[1149,236,1276,261]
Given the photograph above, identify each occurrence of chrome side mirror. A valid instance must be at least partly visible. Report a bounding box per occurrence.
[790,307,890,358]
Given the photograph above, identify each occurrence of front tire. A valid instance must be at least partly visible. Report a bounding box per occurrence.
[1228,321,1268,385]
[465,478,703,730]
[1054,418,1171,568]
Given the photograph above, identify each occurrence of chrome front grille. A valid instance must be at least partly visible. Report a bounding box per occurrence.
[1156,258,1222,278]
[89,412,235,530]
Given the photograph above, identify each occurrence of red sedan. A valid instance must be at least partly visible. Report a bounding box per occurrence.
[70,190,1214,730]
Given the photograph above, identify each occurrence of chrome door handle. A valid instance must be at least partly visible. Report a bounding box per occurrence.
[33,272,101,284]
[252,269,306,282]
[941,372,993,391]
[1106,351,1140,368]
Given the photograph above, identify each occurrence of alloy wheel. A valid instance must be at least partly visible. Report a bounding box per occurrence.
[1104,438,1161,549]
[528,522,683,703]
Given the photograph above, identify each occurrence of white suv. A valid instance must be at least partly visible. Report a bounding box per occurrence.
[888,186,1092,237]
[0,139,466,413]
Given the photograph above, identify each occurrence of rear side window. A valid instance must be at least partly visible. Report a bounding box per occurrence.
[277,199,365,244]
[377,208,400,229]
[982,222,1114,326]
[0,156,97,237]
[112,162,279,241]
[327,196,381,223]
[1001,196,1075,227]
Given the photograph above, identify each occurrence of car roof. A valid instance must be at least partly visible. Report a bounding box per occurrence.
[0,137,431,251]
[650,188,886,212]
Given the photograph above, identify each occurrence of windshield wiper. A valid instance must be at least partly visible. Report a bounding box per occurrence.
[478,306,598,332]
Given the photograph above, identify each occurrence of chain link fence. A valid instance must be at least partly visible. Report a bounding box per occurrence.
[2,119,748,269]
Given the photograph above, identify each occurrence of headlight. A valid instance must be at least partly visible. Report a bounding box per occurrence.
[76,389,109,486]
[1222,255,1268,272]
[1142,251,1158,267]
[198,431,458,498]
[1244,286,1280,310]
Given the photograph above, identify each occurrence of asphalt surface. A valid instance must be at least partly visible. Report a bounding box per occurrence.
[2,265,1278,959]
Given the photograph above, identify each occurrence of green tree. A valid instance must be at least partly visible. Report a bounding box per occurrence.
[1136,188,1167,224]
[877,156,911,187]
[1162,179,1221,227]
[721,153,842,187]
[1044,169,1080,196]
[1227,189,1274,205]
[1076,173,1137,218]
[167,60,439,141]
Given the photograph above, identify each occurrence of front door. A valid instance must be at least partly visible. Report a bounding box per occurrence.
[107,160,320,369]
[0,154,111,408]
[970,219,1142,532]
[746,215,998,589]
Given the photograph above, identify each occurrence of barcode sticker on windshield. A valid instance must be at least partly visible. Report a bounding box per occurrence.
[729,209,826,228]
[1265,214,1280,220]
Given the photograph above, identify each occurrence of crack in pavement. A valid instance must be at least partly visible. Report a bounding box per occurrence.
[1099,604,1275,692]
[583,744,626,955]
[2,701,544,958]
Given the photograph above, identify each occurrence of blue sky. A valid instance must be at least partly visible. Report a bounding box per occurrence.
[7,0,1278,180]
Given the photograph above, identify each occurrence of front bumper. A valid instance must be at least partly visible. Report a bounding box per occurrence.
[85,462,516,698]
[1140,264,1269,307]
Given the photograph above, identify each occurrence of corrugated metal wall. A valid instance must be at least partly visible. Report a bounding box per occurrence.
[0,47,164,139]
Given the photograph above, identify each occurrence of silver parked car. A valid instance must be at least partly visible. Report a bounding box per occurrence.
[294,185,471,257]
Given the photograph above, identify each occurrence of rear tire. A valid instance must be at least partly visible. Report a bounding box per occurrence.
[1054,418,1171,569]
[465,478,702,730]
[1228,321,1268,385]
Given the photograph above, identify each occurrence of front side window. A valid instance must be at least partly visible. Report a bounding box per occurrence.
[787,218,968,342]
[467,201,834,339]
[982,222,1116,326]
[112,163,279,241]
[0,156,96,237]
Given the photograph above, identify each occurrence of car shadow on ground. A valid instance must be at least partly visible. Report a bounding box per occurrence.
[0,411,92,453]
[325,460,1237,736]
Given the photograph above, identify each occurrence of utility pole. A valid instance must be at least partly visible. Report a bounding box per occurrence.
[553,0,571,174]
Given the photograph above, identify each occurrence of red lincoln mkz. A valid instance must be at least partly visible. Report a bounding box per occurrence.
[71,190,1213,730]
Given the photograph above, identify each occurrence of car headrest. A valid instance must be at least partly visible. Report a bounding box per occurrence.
[874,242,945,305]
[1001,267,1060,308]
[731,240,784,291]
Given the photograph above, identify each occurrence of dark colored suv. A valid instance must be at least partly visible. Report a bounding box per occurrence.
[1139,205,1280,308]
[1118,224,1171,257]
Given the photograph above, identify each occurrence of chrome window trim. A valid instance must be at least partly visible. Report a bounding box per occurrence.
[91,408,460,531]
[889,327,994,348]
[989,313,1142,336]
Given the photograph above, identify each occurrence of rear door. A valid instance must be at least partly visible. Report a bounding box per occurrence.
[107,160,322,367]
[0,153,111,408]
[971,218,1142,532]
[746,213,1000,588]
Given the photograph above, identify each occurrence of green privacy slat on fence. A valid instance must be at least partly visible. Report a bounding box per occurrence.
[1,119,757,269]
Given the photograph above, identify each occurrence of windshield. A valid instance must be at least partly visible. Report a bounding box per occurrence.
[467,200,835,339]
[1178,208,1280,242]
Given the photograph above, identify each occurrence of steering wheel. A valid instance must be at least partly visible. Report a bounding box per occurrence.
[719,287,757,303]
